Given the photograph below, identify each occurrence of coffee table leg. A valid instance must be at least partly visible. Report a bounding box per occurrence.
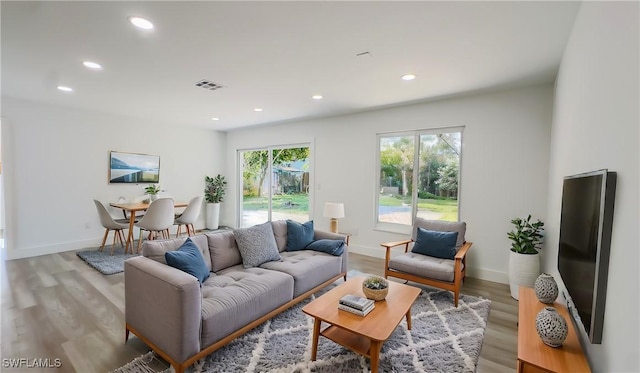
[311,317,321,361]
[406,310,412,330]
[370,340,382,373]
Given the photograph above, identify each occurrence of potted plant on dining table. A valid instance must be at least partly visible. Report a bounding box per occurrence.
[144,184,161,201]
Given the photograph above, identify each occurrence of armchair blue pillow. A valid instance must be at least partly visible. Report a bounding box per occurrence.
[286,220,315,251]
[165,238,210,283]
[411,227,458,260]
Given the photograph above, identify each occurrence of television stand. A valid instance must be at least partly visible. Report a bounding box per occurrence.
[517,287,591,373]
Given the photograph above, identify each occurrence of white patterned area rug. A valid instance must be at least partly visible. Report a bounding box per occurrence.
[114,279,491,373]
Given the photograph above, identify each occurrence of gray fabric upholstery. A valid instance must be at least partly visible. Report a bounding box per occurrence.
[142,234,211,271]
[125,257,202,363]
[260,251,342,297]
[388,252,464,282]
[200,266,293,346]
[271,220,288,252]
[234,222,282,268]
[207,231,242,272]
[314,230,349,274]
[412,218,466,249]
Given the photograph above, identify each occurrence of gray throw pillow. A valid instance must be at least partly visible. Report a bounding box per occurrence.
[234,222,282,268]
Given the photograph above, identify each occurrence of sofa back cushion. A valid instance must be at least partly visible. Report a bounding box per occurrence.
[271,220,287,252]
[142,234,211,271]
[207,231,243,272]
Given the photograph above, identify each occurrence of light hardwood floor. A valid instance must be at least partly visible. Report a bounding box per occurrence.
[1,250,518,373]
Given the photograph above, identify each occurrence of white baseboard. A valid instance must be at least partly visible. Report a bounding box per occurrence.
[348,243,509,285]
[5,238,100,260]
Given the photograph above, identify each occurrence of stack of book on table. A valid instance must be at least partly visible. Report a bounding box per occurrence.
[339,294,375,316]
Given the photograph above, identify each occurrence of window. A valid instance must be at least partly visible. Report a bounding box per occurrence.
[377,128,462,227]
[239,145,310,227]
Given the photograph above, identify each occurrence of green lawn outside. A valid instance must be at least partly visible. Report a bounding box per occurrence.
[243,194,309,213]
[379,194,458,221]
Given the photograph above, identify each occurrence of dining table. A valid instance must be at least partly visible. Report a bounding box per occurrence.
[110,200,188,253]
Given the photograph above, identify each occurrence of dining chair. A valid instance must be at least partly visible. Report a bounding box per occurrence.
[93,200,129,255]
[174,196,203,237]
[135,198,175,253]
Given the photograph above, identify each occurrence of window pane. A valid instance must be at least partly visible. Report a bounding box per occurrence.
[241,149,269,227]
[378,136,414,225]
[417,132,460,222]
[270,147,310,223]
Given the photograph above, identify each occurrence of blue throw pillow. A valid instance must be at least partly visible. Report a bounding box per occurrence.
[286,220,315,251]
[305,239,345,256]
[165,238,210,283]
[411,228,458,260]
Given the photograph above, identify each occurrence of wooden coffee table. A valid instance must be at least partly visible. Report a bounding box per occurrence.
[302,276,421,373]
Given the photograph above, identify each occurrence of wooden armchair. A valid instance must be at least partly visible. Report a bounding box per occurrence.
[381,218,472,307]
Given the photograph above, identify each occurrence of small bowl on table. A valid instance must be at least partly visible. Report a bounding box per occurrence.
[362,276,389,301]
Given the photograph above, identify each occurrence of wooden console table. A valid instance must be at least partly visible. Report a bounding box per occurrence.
[517,287,591,373]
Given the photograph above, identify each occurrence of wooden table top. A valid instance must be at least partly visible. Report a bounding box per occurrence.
[302,276,421,341]
[110,201,187,211]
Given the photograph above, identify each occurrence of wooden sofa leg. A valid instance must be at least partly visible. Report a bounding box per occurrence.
[125,327,130,343]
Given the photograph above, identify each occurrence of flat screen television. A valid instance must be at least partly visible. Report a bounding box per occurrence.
[557,169,616,344]
[109,151,160,184]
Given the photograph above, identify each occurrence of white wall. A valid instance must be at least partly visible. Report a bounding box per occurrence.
[225,84,554,283]
[2,97,225,259]
[545,2,639,371]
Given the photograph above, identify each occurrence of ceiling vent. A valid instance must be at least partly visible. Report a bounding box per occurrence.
[194,79,224,91]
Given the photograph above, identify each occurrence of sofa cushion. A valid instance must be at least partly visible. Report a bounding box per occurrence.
[207,231,242,272]
[234,222,282,268]
[164,238,210,283]
[271,220,288,252]
[412,218,466,249]
[305,239,345,256]
[411,228,458,260]
[260,250,342,297]
[200,266,294,346]
[388,252,462,282]
[142,234,211,271]
[286,220,315,251]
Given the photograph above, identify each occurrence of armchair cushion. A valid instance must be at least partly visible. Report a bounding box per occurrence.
[234,222,282,268]
[389,252,462,282]
[413,218,466,249]
[285,220,315,251]
[411,228,458,260]
[164,238,211,283]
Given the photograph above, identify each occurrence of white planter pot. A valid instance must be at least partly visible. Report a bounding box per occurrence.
[206,203,221,230]
[508,250,540,300]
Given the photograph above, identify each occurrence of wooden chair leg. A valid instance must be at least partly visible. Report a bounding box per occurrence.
[188,224,194,236]
[176,225,182,238]
[138,229,144,253]
[99,229,109,251]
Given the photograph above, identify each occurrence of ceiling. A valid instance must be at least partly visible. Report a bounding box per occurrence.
[1,1,580,132]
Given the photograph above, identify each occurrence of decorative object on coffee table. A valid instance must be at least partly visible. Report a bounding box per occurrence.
[535,306,568,347]
[362,275,389,301]
[534,273,559,304]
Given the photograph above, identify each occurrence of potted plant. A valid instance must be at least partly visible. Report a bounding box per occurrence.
[144,184,161,201]
[362,276,389,301]
[204,175,227,229]
[507,215,544,300]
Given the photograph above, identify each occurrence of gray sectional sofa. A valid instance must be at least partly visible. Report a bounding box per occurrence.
[124,220,348,373]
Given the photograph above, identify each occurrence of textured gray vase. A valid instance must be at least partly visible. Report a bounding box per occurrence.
[535,307,568,347]
[534,273,559,304]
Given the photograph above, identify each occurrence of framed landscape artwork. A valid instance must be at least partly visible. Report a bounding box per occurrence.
[109,151,160,184]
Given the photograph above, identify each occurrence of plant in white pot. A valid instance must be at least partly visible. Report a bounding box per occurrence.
[507,215,544,300]
[144,184,161,201]
[204,175,227,230]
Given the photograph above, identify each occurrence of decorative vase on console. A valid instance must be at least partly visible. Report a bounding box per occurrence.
[534,273,559,304]
[535,307,568,347]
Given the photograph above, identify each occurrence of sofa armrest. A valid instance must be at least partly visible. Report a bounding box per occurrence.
[124,256,202,364]
[313,229,349,275]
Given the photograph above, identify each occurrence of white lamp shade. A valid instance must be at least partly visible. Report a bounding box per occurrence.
[323,202,345,219]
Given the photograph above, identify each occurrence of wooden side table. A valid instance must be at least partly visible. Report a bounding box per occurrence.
[517,287,590,373]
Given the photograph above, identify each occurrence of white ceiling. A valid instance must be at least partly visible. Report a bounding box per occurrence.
[1,1,580,131]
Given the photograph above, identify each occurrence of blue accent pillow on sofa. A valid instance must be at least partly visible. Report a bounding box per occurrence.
[305,239,345,256]
[411,228,458,260]
[165,238,210,283]
[286,220,315,251]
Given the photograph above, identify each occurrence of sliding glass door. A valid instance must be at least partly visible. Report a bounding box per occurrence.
[239,145,310,227]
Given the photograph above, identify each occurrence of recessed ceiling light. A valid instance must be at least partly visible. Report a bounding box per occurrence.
[57,85,73,92]
[401,74,416,81]
[254,108,263,112]
[83,61,102,70]
[129,16,154,30]
[211,117,220,121]
[312,95,323,100]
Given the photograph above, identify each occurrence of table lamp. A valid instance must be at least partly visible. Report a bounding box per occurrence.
[323,202,345,233]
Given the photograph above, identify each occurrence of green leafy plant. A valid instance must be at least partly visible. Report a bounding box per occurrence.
[507,215,545,254]
[204,175,227,203]
[363,276,388,290]
[144,184,161,195]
